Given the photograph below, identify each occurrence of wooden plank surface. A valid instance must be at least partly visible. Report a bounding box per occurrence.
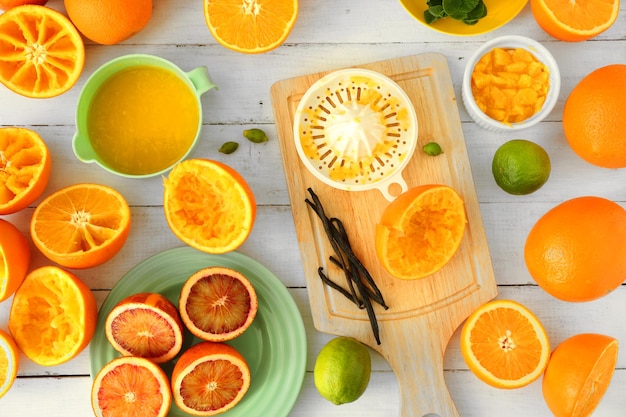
[271,53,497,416]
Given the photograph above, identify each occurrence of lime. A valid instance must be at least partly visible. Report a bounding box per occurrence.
[491,139,551,195]
[313,336,371,405]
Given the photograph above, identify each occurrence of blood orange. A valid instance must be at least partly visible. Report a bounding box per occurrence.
[91,355,171,417]
[179,267,258,342]
[105,292,184,364]
[171,341,251,416]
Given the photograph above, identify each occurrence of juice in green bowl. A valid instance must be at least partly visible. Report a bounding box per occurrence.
[73,54,217,178]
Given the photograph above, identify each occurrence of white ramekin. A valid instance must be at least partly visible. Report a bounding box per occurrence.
[461,35,561,132]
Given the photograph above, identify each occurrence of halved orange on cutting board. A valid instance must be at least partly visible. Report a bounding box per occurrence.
[0,127,51,215]
[171,341,251,416]
[0,4,85,98]
[30,183,131,269]
[179,266,258,342]
[204,0,298,54]
[460,299,551,389]
[105,292,184,364]
[92,355,172,417]
[375,184,467,280]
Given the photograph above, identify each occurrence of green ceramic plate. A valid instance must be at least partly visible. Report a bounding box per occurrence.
[89,247,307,417]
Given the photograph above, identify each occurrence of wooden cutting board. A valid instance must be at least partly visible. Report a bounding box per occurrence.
[270,53,497,417]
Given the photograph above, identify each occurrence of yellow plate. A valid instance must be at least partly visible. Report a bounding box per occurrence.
[399,0,528,36]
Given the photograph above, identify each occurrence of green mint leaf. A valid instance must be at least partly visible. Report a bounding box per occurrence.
[424,9,442,24]
[428,5,446,17]
[467,0,487,19]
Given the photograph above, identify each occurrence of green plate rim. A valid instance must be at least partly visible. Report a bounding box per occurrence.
[89,246,307,417]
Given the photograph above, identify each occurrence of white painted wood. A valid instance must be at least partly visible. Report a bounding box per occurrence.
[1,0,626,415]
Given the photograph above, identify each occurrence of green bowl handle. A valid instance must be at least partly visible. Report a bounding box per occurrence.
[72,131,97,162]
[187,66,218,96]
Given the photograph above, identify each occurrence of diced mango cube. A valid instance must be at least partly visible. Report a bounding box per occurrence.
[492,48,513,67]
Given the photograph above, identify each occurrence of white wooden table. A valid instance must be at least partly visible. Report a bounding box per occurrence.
[2,1,626,416]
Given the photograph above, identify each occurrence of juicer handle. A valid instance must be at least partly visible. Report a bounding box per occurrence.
[377,172,409,201]
[187,66,218,95]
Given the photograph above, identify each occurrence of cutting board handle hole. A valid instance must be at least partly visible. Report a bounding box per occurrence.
[424,414,441,417]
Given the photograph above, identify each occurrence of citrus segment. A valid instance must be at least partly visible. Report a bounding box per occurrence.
[375,184,467,280]
[8,266,98,366]
[524,196,626,302]
[530,0,619,42]
[179,267,258,342]
[542,333,618,417]
[64,0,153,45]
[563,64,626,168]
[0,219,30,303]
[91,356,171,417]
[0,0,48,10]
[460,299,550,389]
[105,292,184,364]
[0,5,85,98]
[0,127,51,215]
[163,159,256,254]
[0,329,19,399]
[171,341,251,416]
[30,183,131,269]
[204,0,298,54]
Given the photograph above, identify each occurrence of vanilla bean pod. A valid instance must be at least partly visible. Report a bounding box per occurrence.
[305,187,387,344]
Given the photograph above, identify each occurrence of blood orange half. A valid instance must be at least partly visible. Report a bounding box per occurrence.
[91,355,171,417]
[171,341,251,416]
[105,292,184,364]
[179,266,258,342]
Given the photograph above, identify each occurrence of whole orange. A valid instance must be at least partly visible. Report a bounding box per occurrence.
[524,196,626,302]
[563,64,626,168]
[0,0,47,10]
[64,0,152,45]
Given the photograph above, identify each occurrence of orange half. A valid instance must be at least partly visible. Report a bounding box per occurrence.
[0,127,51,215]
[204,0,298,54]
[460,299,551,389]
[375,184,467,279]
[163,159,256,254]
[0,4,85,97]
[8,266,98,366]
[92,356,172,417]
[30,183,131,269]
[530,0,619,42]
[0,329,19,399]
[171,341,251,416]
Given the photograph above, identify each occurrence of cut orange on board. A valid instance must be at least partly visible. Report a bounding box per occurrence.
[0,329,19,399]
[542,333,618,417]
[105,292,184,364]
[0,219,30,303]
[92,356,172,417]
[171,341,251,416]
[163,159,256,254]
[375,184,467,280]
[8,266,98,366]
[179,266,258,342]
[0,4,85,98]
[204,0,298,54]
[30,183,131,269]
[530,0,619,42]
[0,127,51,215]
[460,299,551,389]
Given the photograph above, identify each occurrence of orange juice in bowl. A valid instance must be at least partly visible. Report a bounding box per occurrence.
[73,54,217,178]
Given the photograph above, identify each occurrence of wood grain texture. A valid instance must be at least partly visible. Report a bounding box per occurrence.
[271,53,497,416]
